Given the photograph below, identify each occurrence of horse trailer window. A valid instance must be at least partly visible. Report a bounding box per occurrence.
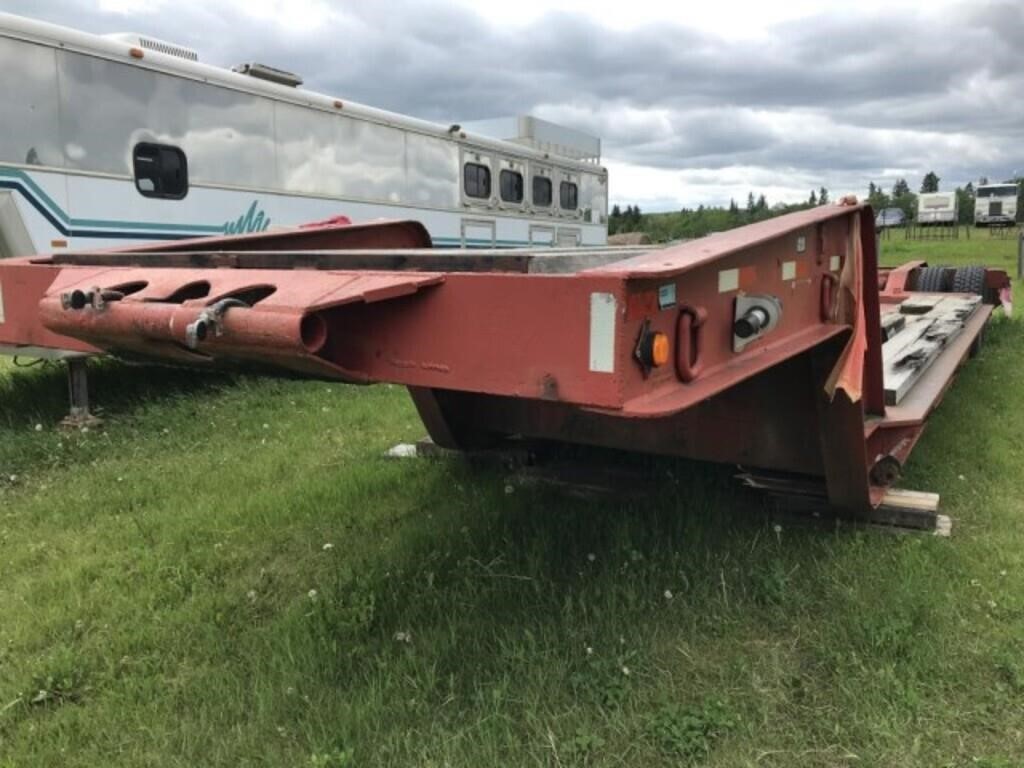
[499,169,524,203]
[133,143,188,199]
[464,162,491,199]
[533,176,552,207]
[560,181,578,210]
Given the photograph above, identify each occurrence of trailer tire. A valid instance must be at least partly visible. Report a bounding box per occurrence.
[914,265,949,293]
[952,266,986,296]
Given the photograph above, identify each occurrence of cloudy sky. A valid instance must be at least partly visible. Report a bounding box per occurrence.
[7,0,1023,210]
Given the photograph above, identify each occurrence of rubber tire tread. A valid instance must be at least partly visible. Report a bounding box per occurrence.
[952,265,986,295]
[915,266,948,292]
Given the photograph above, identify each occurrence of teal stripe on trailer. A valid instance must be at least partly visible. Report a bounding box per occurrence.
[0,165,223,236]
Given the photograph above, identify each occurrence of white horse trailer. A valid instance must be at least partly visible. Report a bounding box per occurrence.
[916,192,957,225]
[0,13,608,257]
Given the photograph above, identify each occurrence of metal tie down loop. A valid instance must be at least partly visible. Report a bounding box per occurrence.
[185,298,249,349]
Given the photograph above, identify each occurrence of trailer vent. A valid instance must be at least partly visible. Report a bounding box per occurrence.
[104,33,199,61]
[231,62,303,88]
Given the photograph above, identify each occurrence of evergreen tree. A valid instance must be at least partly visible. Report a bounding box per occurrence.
[808,190,818,206]
[955,184,975,225]
[755,194,767,213]
[818,187,829,205]
[746,192,756,215]
[892,178,910,198]
[920,171,940,193]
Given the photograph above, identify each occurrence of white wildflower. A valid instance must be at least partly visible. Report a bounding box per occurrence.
[262,423,269,429]
[773,524,782,534]
[621,665,630,676]
[247,590,257,602]
[504,484,514,495]
[664,589,674,600]
[393,630,412,643]
[587,553,596,562]
[586,646,593,656]
[34,423,42,432]
[307,589,318,600]
[322,542,334,551]
[987,600,997,609]
[958,474,966,481]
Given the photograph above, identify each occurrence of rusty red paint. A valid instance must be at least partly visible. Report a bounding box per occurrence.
[0,204,1003,515]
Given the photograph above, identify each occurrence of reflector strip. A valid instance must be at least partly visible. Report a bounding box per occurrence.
[830,255,841,271]
[0,280,4,323]
[718,268,739,293]
[589,292,616,373]
[782,261,796,280]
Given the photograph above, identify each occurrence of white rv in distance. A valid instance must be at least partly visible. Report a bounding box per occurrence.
[0,12,608,257]
[916,192,958,225]
[974,183,1019,227]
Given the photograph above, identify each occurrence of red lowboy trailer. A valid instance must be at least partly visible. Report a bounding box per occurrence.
[0,204,1010,524]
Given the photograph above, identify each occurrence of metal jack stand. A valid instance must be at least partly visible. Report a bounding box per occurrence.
[61,357,102,429]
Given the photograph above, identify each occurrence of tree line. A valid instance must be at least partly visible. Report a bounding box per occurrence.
[609,172,1024,241]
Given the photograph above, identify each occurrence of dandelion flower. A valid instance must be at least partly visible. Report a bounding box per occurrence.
[773,524,782,534]
[34,424,42,432]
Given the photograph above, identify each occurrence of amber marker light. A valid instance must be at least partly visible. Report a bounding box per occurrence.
[651,333,670,367]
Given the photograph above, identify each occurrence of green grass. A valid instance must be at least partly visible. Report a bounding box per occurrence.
[1,237,1023,767]
[878,226,1021,271]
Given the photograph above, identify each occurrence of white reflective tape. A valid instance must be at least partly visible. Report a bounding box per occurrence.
[718,268,739,293]
[589,292,616,373]
[0,279,5,324]
[830,255,841,272]
[781,261,796,280]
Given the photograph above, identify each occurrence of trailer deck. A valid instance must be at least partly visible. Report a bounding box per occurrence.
[0,204,1010,523]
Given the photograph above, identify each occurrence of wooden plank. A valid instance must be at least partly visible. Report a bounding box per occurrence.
[899,295,941,315]
[880,312,906,341]
[883,295,980,405]
[880,488,939,510]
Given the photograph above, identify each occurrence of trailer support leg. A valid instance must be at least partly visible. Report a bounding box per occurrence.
[62,358,102,429]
